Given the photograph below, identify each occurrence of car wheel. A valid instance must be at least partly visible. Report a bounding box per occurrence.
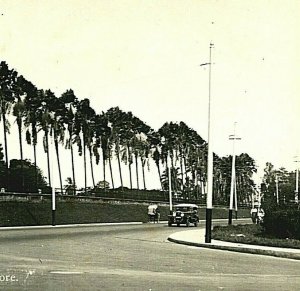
[194,222,198,227]
[168,221,172,227]
[177,223,180,227]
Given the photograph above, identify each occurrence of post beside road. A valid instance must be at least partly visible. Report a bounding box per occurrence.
[228,122,241,225]
[202,42,214,243]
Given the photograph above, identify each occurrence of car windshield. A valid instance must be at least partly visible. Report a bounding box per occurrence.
[176,207,191,212]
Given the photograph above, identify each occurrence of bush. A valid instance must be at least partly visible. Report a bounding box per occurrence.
[262,205,300,239]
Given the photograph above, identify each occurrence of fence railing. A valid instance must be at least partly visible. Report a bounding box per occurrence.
[0,190,251,208]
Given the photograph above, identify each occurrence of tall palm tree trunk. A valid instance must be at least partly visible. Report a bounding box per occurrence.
[135,153,139,189]
[141,157,146,190]
[70,142,76,195]
[127,145,132,189]
[54,138,63,195]
[102,147,106,191]
[156,162,163,190]
[89,147,95,188]
[17,122,23,160]
[108,149,114,189]
[83,138,87,195]
[116,143,123,190]
[32,124,38,191]
[2,112,9,190]
[17,119,25,192]
[33,142,37,191]
[45,133,51,187]
[183,156,188,186]
[179,154,184,192]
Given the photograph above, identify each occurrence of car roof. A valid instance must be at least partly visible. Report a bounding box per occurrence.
[175,203,198,208]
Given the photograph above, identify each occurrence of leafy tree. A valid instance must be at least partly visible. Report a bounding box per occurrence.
[95,180,110,190]
[262,162,277,202]
[8,159,48,193]
[263,163,297,204]
[64,177,76,195]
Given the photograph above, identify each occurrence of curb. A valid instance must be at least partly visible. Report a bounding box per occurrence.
[167,236,300,261]
[0,221,143,231]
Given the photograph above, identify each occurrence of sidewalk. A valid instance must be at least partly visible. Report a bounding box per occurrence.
[168,228,300,260]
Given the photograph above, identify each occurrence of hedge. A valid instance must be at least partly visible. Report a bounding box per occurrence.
[263,206,300,239]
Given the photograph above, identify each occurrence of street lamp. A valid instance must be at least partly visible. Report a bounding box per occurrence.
[167,151,173,214]
[50,121,56,226]
[228,122,241,225]
[200,42,214,243]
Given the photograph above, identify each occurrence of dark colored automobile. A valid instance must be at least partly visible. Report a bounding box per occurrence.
[168,203,199,227]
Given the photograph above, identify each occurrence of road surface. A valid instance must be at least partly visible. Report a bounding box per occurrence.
[0,221,299,290]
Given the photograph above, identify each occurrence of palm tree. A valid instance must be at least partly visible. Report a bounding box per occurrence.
[235,153,257,204]
[36,89,52,186]
[138,135,150,190]
[74,99,95,195]
[85,124,96,188]
[60,89,78,195]
[106,107,128,190]
[161,166,182,193]
[13,76,27,160]
[158,121,207,198]
[0,61,17,189]
[93,113,112,191]
[47,90,67,195]
[12,75,27,191]
[24,81,40,191]
[149,132,163,189]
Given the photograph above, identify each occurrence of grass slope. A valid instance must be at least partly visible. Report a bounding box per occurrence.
[212,224,300,249]
[0,200,250,227]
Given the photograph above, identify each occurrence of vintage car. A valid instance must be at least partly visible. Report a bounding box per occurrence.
[168,203,199,227]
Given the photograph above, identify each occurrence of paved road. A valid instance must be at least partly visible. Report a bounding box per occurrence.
[0,222,299,290]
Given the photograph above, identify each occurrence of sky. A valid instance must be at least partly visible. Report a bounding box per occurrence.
[0,0,299,189]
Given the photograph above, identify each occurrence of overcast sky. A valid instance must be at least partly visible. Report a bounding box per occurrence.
[0,0,299,189]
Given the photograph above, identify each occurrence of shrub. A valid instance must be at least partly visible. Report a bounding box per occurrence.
[262,205,300,239]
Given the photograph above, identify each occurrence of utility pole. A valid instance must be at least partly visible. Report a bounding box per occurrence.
[168,151,173,214]
[200,42,214,243]
[294,156,299,203]
[51,135,56,226]
[228,122,241,225]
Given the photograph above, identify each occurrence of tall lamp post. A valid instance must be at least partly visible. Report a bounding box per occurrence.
[168,151,173,214]
[51,134,56,226]
[228,122,241,225]
[200,42,214,243]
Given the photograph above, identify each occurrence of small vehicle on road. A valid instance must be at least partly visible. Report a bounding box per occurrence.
[168,203,199,227]
[148,204,160,223]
